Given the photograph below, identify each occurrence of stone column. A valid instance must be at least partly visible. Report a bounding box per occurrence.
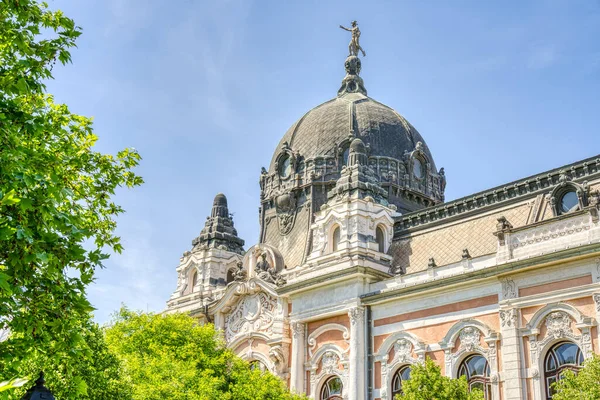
[290,321,305,393]
[499,308,524,400]
[348,307,365,400]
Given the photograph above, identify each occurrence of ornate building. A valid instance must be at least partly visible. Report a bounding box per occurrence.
[166,24,600,400]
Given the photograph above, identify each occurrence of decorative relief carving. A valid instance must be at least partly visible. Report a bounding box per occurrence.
[321,351,340,375]
[224,292,276,342]
[393,339,412,364]
[290,321,305,339]
[501,278,517,300]
[510,214,591,250]
[348,307,364,326]
[275,192,297,235]
[500,308,518,328]
[545,311,571,339]
[459,327,481,352]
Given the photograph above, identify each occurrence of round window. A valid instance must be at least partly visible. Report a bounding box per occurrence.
[413,158,424,179]
[279,156,292,178]
[559,190,579,214]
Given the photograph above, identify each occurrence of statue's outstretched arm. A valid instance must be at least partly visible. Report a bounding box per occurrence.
[339,25,351,31]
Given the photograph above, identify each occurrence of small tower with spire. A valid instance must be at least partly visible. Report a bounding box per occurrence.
[167,193,245,315]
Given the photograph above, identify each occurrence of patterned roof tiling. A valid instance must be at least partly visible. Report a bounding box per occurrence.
[263,207,311,268]
[389,202,532,273]
[268,94,436,174]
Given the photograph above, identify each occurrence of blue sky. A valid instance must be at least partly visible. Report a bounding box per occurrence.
[47,0,600,323]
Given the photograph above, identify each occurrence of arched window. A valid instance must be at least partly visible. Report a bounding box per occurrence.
[249,360,268,373]
[332,226,340,252]
[557,190,580,215]
[376,226,385,253]
[391,365,411,398]
[544,342,583,399]
[458,354,491,399]
[191,270,198,292]
[321,376,343,400]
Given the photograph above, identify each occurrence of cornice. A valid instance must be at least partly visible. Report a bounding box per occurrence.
[361,242,600,305]
[395,154,600,235]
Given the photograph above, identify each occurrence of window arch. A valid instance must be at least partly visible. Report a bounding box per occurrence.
[391,365,411,398]
[458,354,491,399]
[544,342,583,399]
[331,225,341,253]
[190,269,198,292]
[376,225,386,253]
[321,376,343,400]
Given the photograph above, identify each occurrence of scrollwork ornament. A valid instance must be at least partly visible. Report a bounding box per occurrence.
[500,308,518,328]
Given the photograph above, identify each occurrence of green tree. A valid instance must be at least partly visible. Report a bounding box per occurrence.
[395,358,484,400]
[551,355,600,400]
[0,0,142,386]
[8,321,133,400]
[105,308,306,400]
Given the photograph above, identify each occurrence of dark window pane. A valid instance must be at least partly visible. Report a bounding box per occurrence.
[400,366,411,380]
[560,191,579,213]
[555,343,580,366]
[467,355,488,377]
[545,353,556,372]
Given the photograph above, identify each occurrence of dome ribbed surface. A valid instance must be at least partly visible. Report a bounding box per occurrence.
[268,92,436,173]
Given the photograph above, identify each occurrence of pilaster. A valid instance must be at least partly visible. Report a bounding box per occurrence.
[290,321,306,393]
[348,307,365,400]
[499,308,524,400]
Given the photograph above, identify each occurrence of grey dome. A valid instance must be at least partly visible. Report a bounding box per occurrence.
[268,92,436,174]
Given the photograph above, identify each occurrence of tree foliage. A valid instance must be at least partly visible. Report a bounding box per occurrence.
[551,355,600,400]
[7,321,133,400]
[395,358,484,400]
[105,308,306,400]
[0,0,142,384]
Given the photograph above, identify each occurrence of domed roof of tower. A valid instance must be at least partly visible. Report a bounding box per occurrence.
[267,51,438,182]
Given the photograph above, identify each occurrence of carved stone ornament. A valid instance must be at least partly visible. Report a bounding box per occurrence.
[322,351,340,375]
[275,192,297,235]
[348,307,364,326]
[593,293,600,313]
[501,278,517,300]
[545,311,571,339]
[459,327,481,352]
[224,292,276,342]
[500,309,518,328]
[393,339,413,363]
[291,321,305,339]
